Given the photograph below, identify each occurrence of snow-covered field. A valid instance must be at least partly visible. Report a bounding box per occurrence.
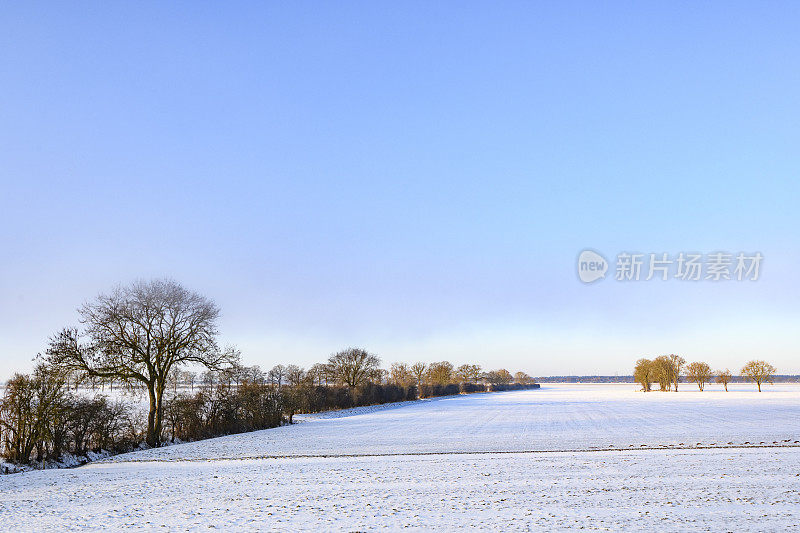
[2,384,799,531]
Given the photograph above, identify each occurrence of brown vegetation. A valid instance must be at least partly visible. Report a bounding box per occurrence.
[741,360,776,392]
[633,357,777,393]
[686,361,713,391]
[715,369,732,391]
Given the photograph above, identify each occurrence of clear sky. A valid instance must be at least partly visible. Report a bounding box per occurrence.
[2,2,799,379]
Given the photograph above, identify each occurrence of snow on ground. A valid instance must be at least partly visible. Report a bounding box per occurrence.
[103,383,800,461]
[1,384,799,531]
[2,448,799,531]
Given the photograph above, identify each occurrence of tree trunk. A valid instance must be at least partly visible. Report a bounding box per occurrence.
[146,384,158,447]
[757,381,762,392]
[153,378,166,446]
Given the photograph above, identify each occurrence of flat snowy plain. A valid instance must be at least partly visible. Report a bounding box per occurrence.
[2,383,799,531]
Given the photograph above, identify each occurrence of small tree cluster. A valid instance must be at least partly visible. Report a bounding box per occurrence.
[633,357,776,392]
[0,364,139,466]
[634,355,685,391]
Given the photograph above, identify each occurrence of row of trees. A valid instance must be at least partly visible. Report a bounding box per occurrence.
[186,356,535,392]
[634,355,777,392]
[2,280,538,467]
[159,354,538,432]
[1,356,537,465]
[161,369,539,443]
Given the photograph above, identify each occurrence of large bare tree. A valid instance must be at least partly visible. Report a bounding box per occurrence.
[45,279,238,447]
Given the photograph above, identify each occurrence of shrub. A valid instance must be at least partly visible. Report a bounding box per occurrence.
[460,382,486,394]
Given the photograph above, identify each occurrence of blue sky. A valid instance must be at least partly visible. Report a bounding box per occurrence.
[2,2,799,379]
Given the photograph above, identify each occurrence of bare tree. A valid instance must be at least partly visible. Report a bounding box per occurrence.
[326,348,380,388]
[236,364,251,386]
[268,365,287,388]
[281,386,303,425]
[45,279,238,447]
[306,363,327,386]
[0,366,65,464]
[167,371,181,396]
[201,370,218,393]
[686,361,712,391]
[285,365,305,387]
[715,369,732,392]
[651,356,672,391]
[668,354,686,392]
[634,358,653,392]
[390,363,414,386]
[514,371,533,384]
[426,361,454,386]
[370,368,389,385]
[184,371,197,392]
[456,364,482,383]
[244,365,264,385]
[410,362,427,386]
[741,360,776,392]
[486,369,513,385]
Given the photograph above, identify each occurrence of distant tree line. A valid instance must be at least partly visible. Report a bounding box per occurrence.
[534,376,636,383]
[534,375,800,383]
[1,280,538,469]
[633,355,778,392]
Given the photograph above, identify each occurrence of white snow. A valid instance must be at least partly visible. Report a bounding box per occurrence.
[102,383,800,461]
[1,383,799,531]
